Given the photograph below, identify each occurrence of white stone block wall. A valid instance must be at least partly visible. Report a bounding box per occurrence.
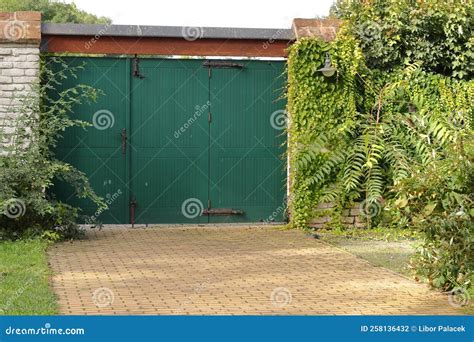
[0,11,41,155]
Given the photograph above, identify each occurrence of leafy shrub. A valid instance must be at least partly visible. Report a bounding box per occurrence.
[331,0,474,79]
[392,133,473,290]
[287,3,474,291]
[288,29,473,227]
[0,58,105,240]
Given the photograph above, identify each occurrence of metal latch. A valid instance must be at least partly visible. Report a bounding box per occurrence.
[202,208,244,216]
[121,128,127,155]
[130,198,137,227]
[132,55,145,78]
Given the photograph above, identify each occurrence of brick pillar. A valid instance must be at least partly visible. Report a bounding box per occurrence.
[0,11,41,154]
[288,18,345,227]
[291,18,342,41]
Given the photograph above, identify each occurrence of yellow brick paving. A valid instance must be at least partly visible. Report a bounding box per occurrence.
[47,226,462,315]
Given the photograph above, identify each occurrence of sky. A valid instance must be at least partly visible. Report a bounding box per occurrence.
[65,0,335,28]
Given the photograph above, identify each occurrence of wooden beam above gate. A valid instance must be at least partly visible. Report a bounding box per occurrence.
[41,23,294,57]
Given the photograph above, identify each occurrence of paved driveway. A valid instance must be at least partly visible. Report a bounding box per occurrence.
[48,226,461,315]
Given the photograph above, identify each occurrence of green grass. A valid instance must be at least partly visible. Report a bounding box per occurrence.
[318,226,420,242]
[317,227,419,276]
[0,239,58,315]
[467,288,474,314]
[318,228,474,314]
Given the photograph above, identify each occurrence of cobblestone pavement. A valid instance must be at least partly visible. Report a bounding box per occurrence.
[48,225,462,315]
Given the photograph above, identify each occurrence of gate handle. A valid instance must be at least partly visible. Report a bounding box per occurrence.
[202,208,244,216]
[121,128,127,155]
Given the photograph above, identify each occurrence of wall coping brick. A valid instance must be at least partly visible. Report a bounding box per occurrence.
[291,18,342,41]
[0,11,41,45]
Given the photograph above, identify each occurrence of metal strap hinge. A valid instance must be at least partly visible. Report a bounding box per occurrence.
[203,61,245,69]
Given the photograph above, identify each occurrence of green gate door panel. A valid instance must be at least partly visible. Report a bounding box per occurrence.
[209,61,286,223]
[52,57,129,224]
[130,59,209,224]
[53,57,286,224]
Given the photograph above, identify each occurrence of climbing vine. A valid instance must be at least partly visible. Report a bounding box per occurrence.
[288,25,473,229]
[287,28,363,228]
[287,20,473,290]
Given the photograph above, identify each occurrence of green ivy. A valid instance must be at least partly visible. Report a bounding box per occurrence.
[287,18,473,290]
[287,25,473,229]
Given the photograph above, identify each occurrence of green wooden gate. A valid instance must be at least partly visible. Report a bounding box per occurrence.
[53,57,286,224]
[208,61,286,223]
[52,58,130,224]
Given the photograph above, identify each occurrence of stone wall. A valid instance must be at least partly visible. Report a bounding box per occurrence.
[309,202,367,229]
[0,11,41,154]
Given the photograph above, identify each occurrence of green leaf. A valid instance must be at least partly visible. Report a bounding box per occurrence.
[422,203,437,216]
[395,198,408,208]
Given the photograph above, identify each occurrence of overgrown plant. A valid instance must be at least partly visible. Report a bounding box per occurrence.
[287,23,473,291]
[393,126,473,290]
[331,0,474,79]
[0,58,105,239]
